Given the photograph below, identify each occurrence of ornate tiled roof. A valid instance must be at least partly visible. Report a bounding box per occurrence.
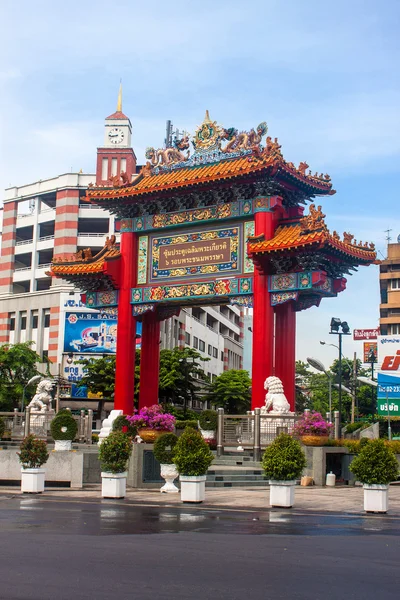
[248,206,376,264]
[105,110,130,120]
[85,113,335,202]
[48,236,121,285]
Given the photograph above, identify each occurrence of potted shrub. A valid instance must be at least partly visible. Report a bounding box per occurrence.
[293,412,333,446]
[18,434,49,493]
[112,414,137,438]
[350,438,399,513]
[98,431,132,498]
[153,432,179,493]
[198,410,218,442]
[262,433,307,508]
[50,410,78,451]
[173,427,213,503]
[126,405,175,443]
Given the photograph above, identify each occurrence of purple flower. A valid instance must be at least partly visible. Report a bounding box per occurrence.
[126,405,176,432]
[293,411,333,436]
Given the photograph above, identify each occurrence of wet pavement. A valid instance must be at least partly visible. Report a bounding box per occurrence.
[1,489,400,599]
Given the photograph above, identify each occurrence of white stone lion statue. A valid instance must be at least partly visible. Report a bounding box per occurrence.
[28,379,54,413]
[261,376,291,414]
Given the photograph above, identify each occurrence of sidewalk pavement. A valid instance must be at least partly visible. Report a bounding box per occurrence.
[2,484,400,515]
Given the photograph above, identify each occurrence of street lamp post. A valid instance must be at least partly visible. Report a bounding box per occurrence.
[329,318,351,426]
[179,356,196,418]
[306,357,332,420]
[368,348,377,414]
[21,375,42,412]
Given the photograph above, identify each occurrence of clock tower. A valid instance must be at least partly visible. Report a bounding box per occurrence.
[96,84,137,185]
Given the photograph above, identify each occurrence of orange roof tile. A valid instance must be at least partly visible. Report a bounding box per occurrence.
[248,223,376,263]
[50,237,121,277]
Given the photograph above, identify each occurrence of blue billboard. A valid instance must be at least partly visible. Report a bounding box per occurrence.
[377,372,400,416]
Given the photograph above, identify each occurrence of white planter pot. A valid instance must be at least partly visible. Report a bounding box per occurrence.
[54,440,72,452]
[101,472,127,498]
[269,480,296,508]
[160,464,179,493]
[180,475,207,503]
[21,468,45,493]
[363,484,389,513]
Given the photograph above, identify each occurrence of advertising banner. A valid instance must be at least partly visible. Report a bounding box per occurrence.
[377,335,400,372]
[353,328,379,341]
[64,313,142,355]
[363,342,378,364]
[377,372,400,416]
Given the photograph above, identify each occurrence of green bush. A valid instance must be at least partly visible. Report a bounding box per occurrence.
[175,420,198,430]
[173,427,214,476]
[341,439,361,454]
[18,435,49,469]
[262,434,306,481]
[50,412,78,441]
[345,422,369,434]
[153,432,178,464]
[198,410,218,431]
[350,438,399,484]
[0,417,5,439]
[98,432,132,474]
[92,433,99,444]
[112,415,137,438]
[386,440,400,454]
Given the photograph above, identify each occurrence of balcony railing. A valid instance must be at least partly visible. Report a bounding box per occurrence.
[37,263,51,269]
[78,232,107,237]
[16,239,33,246]
[14,266,31,272]
[38,235,55,242]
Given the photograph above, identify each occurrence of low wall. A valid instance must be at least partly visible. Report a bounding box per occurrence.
[0,449,84,489]
[0,444,163,490]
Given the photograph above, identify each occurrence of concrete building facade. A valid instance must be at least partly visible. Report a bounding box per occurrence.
[379,242,400,335]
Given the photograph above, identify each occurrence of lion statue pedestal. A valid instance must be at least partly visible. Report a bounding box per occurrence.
[260,376,295,443]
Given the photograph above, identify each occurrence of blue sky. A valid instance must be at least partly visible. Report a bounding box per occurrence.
[1,0,400,366]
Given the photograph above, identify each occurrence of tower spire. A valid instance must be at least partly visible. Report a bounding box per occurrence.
[117,81,122,112]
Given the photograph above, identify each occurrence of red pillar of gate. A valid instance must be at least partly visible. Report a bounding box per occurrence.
[274,302,296,411]
[251,208,275,410]
[114,232,137,414]
[139,311,161,409]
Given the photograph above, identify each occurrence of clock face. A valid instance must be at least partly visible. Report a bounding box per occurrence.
[108,127,124,144]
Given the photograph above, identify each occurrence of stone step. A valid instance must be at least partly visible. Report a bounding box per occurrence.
[208,468,264,476]
[212,459,261,468]
[207,474,267,482]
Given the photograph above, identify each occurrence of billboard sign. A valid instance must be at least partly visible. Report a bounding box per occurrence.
[377,372,400,416]
[377,335,400,372]
[64,312,117,354]
[363,342,378,364]
[64,313,142,354]
[353,328,379,341]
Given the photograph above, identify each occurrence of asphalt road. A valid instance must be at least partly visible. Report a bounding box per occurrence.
[1,495,400,600]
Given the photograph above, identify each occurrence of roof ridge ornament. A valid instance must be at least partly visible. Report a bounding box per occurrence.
[300,204,328,234]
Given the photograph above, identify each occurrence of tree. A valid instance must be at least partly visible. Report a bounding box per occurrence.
[158,347,209,412]
[76,356,117,399]
[208,369,251,414]
[0,342,42,410]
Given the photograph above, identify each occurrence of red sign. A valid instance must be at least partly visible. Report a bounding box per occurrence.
[353,328,379,341]
[363,342,378,363]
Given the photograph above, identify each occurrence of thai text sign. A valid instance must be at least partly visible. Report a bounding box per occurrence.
[363,342,378,363]
[377,373,400,415]
[353,328,379,341]
[377,335,400,371]
[150,226,240,281]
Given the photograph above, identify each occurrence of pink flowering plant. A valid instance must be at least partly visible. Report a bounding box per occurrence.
[293,412,333,437]
[126,405,176,432]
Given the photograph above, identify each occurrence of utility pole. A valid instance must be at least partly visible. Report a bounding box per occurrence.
[352,352,357,423]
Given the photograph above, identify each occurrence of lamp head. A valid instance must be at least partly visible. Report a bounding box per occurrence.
[330,317,341,333]
[341,321,350,335]
[307,357,327,373]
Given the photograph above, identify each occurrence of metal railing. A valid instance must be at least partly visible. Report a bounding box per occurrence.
[36,263,51,269]
[38,235,55,242]
[16,239,34,246]
[217,408,300,460]
[0,409,93,444]
[14,266,31,271]
[77,232,107,238]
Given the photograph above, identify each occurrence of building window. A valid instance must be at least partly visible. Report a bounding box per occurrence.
[20,316,27,330]
[199,339,205,352]
[42,350,48,362]
[32,314,38,329]
[101,158,108,180]
[193,336,198,349]
[213,347,218,358]
[10,317,15,331]
[208,344,212,356]
[389,324,400,335]
[111,157,118,176]
[185,332,191,345]
[221,351,224,361]
[391,279,400,290]
[44,313,50,328]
